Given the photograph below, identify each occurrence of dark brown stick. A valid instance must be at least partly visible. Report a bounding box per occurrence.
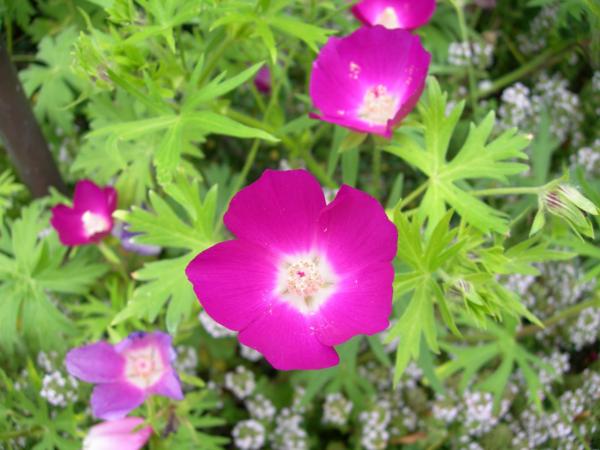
[0,41,66,197]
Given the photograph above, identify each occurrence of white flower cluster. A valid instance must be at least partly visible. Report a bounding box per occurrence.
[239,344,262,362]
[198,310,236,338]
[539,350,570,384]
[498,83,533,130]
[448,41,494,68]
[270,408,309,450]
[499,73,583,145]
[511,406,551,449]
[462,391,509,437]
[571,139,600,177]
[224,366,256,400]
[358,361,392,390]
[246,394,276,422]
[359,401,392,450]
[432,392,461,423]
[174,345,198,374]
[40,371,78,407]
[37,351,59,372]
[322,392,352,426]
[232,419,265,450]
[516,4,558,55]
[569,307,600,350]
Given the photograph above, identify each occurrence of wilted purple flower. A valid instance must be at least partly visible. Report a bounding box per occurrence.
[309,26,430,138]
[66,331,183,420]
[83,417,152,450]
[352,0,436,30]
[113,222,161,256]
[254,66,271,94]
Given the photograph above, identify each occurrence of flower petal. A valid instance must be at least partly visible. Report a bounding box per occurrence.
[224,169,326,253]
[150,371,184,400]
[50,204,90,246]
[309,27,430,137]
[91,382,145,420]
[317,185,397,274]
[238,301,339,370]
[186,240,278,331]
[73,180,115,213]
[351,0,436,30]
[84,417,152,450]
[315,262,393,346]
[66,342,125,383]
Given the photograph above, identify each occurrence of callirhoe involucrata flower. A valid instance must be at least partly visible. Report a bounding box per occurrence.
[66,331,183,419]
[83,417,152,450]
[51,179,116,246]
[186,170,397,370]
[309,26,430,138]
[352,0,436,30]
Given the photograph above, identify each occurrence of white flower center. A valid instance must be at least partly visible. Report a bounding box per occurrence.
[375,7,400,29]
[276,254,337,314]
[81,211,109,237]
[358,85,399,126]
[124,346,165,389]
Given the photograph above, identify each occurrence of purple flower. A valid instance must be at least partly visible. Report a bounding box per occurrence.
[254,66,271,94]
[83,417,152,450]
[309,26,430,138]
[352,0,436,30]
[66,331,183,420]
[50,180,117,246]
[185,170,397,370]
[113,222,161,256]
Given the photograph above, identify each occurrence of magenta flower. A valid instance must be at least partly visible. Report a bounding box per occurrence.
[66,331,183,420]
[352,0,436,30]
[254,66,271,94]
[50,180,117,246]
[309,26,431,138]
[185,170,397,370]
[83,417,152,450]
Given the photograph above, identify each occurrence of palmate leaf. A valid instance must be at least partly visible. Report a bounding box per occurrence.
[0,202,108,352]
[385,78,529,234]
[113,176,218,333]
[19,27,83,132]
[437,318,549,411]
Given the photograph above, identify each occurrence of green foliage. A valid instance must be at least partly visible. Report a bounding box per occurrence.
[0,202,108,352]
[19,27,83,133]
[112,176,218,333]
[386,79,529,234]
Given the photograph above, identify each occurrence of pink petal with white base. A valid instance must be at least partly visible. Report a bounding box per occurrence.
[83,417,152,450]
[224,170,326,253]
[352,0,436,30]
[91,382,145,420]
[239,301,339,370]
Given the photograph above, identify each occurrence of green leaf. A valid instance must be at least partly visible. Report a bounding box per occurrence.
[386,78,529,234]
[267,16,334,52]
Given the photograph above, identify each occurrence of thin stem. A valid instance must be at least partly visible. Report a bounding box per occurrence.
[371,144,382,198]
[226,109,337,188]
[398,181,429,209]
[0,427,41,440]
[517,297,600,338]
[451,0,479,117]
[476,39,578,99]
[216,140,260,234]
[471,186,543,197]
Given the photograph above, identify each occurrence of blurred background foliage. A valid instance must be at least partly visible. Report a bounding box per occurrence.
[0,0,599,449]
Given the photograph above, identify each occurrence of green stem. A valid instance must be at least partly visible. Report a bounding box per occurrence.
[471,186,543,197]
[451,0,479,117]
[5,17,12,56]
[476,40,578,99]
[517,297,600,338]
[226,109,337,188]
[0,427,41,440]
[216,140,260,234]
[398,181,429,209]
[371,144,382,198]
